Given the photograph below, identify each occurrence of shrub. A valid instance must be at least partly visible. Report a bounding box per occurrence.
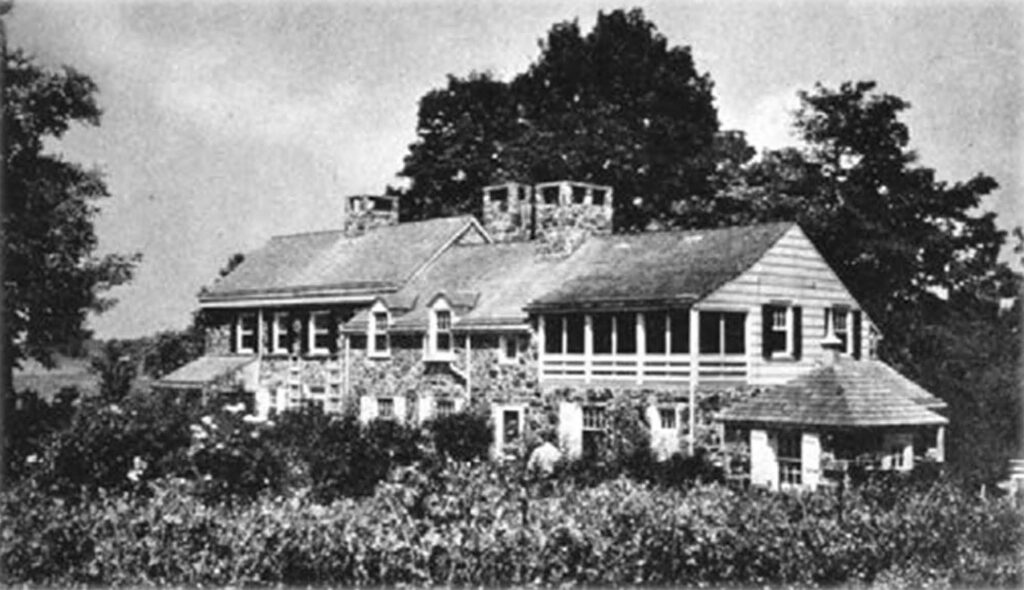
[427,410,492,461]
[1,464,1021,587]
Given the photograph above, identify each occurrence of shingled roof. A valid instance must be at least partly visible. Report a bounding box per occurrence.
[200,216,482,304]
[526,222,793,311]
[347,241,580,332]
[158,355,256,389]
[719,359,948,428]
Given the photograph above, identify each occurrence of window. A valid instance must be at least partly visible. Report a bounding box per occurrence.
[764,304,801,359]
[436,399,455,417]
[670,310,690,353]
[615,313,637,354]
[825,307,861,357]
[646,312,667,354]
[271,312,291,355]
[544,314,583,354]
[308,311,332,355]
[659,408,677,430]
[582,405,607,458]
[235,312,257,354]
[544,315,563,353]
[377,397,395,419]
[542,185,560,205]
[593,314,613,354]
[369,310,390,357]
[502,409,522,444]
[592,189,607,206]
[572,185,586,204]
[435,309,452,353]
[489,187,508,202]
[778,432,802,486]
[699,311,746,354]
[499,334,519,364]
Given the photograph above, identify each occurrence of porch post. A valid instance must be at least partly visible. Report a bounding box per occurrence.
[465,334,472,400]
[688,307,700,455]
[936,426,945,462]
[584,314,593,383]
[636,311,645,384]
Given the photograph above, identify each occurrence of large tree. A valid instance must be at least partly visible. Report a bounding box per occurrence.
[399,8,720,229]
[1,47,139,486]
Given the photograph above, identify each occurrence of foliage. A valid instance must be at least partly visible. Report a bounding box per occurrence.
[399,8,720,230]
[89,339,137,402]
[140,322,206,379]
[2,49,139,369]
[2,462,1020,587]
[3,387,79,481]
[426,410,492,462]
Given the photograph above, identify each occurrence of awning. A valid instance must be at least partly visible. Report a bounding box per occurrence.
[157,355,257,390]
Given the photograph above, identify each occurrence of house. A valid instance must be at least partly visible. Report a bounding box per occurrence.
[160,179,945,474]
[718,336,948,491]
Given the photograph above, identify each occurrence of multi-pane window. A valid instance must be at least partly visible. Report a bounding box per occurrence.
[436,399,455,417]
[542,185,560,205]
[502,408,522,445]
[377,397,395,419]
[271,312,290,354]
[699,312,746,354]
[370,311,390,357]
[572,185,587,204]
[544,314,584,354]
[309,311,332,355]
[236,312,257,353]
[592,189,607,206]
[435,309,453,352]
[764,304,800,358]
[582,405,607,458]
[778,432,802,486]
[659,407,677,430]
[824,307,855,354]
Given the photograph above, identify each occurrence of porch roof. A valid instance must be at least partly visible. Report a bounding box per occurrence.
[719,359,948,428]
[157,355,256,389]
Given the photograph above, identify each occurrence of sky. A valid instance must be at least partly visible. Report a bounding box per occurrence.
[9,0,1023,339]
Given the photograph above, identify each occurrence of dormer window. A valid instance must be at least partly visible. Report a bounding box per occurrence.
[432,309,453,357]
[308,311,332,356]
[763,304,802,360]
[235,312,257,354]
[369,307,390,358]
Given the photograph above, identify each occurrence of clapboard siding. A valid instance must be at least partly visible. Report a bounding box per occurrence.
[699,225,875,385]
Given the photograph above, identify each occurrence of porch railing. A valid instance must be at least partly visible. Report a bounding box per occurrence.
[539,353,747,385]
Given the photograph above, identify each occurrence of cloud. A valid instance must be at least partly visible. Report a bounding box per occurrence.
[738,88,803,151]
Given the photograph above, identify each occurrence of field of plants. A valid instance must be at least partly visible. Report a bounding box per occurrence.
[1,390,1021,587]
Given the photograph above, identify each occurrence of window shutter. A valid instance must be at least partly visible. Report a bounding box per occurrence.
[852,310,863,359]
[299,312,309,354]
[761,305,773,359]
[286,314,297,355]
[793,306,803,360]
[327,311,339,354]
[230,316,238,353]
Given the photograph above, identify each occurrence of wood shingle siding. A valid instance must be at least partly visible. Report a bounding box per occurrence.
[700,225,875,385]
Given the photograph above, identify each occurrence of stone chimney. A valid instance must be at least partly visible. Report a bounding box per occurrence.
[343,194,399,236]
[481,180,613,245]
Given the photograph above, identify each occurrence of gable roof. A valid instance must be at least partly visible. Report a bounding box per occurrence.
[199,216,484,305]
[719,359,948,428]
[348,241,579,332]
[526,222,793,311]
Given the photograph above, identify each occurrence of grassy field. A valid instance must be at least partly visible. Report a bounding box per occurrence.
[13,356,99,400]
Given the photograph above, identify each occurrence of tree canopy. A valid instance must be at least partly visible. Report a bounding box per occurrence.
[2,48,139,485]
[399,8,720,230]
